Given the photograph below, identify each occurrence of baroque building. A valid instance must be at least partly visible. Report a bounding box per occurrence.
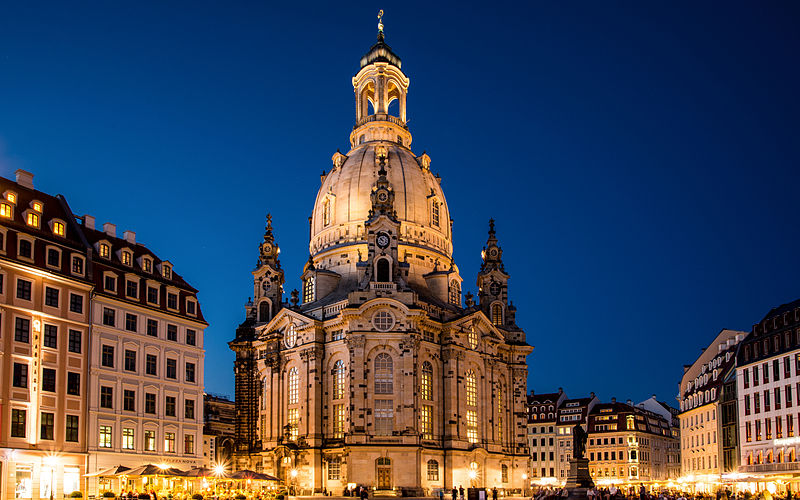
[230,24,532,494]
[527,389,566,484]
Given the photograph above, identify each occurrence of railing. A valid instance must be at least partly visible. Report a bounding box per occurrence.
[323,301,348,317]
[740,462,800,473]
[370,282,396,291]
[354,113,408,130]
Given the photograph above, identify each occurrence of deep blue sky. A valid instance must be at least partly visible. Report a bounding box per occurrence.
[1,2,799,405]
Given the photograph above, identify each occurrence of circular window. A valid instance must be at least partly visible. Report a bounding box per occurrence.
[372,311,395,332]
[284,323,297,348]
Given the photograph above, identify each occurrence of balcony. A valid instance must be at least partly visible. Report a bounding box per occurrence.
[354,113,408,130]
[370,282,396,292]
[740,463,800,473]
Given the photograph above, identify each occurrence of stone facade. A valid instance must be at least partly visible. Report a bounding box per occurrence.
[230,26,532,495]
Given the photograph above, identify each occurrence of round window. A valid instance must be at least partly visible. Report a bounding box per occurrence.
[284,323,297,348]
[372,311,395,332]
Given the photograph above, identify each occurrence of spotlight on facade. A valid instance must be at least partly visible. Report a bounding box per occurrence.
[469,470,477,480]
[290,468,298,478]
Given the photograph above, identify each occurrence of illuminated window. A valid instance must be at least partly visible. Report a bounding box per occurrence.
[449,280,460,305]
[468,326,478,350]
[6,192,16,204]
[427,460,439,481]
[288,367,299,404]
[184,434,194,454]
[143,258,152,273]
[373,310,394,331]
[375,399,393,435]
[498,385,504,442]
[122,428,135,450]
[99,426,112,448]
[122,251,132,266]
[431,200,440,227]
[420,404,433,440]
[328,458,341,480]
[284,323,297,348]
[466,370,477,406]
[303,276,315,303]
[144,430,156,451]
[322,199,331,226]
[333,403,345,439]
[26,212,39,227]
[164,432,175,453]
[163,265,172,279]
[52,221,65,236]
[375,353,394,394]
[491,303,503,326]
[466,410,478,443]
[0,203,11,218]
[99,244,110,258]
[420,362,433,401]
[287,408,299,441]
[32,201,42,212]
[333,360,346,400]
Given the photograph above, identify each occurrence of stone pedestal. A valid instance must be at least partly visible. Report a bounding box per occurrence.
[565,458,594,498]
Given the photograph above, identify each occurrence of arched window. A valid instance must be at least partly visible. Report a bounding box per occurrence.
[420,362,433,401]
[284,324,297,348]
[427,460,439,481]
[449,280,460,305]
[288,367,299,405]
[303,276,315,303]
[431,200,440,227]
[491,303,503,326]
[375,353,393,394]
[333,360,346,400]
[259,301,270,322]
[322,199,331,226]
[468,326,478,350]
[497,384,505,442]
[465,370,478,443]
[377,457,391,466]
[376,258,390,282]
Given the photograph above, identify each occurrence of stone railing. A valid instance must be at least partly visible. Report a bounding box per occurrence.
[370,282,396,292]
[740,462,800,473]
[354,113,407,130]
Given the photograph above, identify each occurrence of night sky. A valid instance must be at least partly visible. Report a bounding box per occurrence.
[1,2,799,406]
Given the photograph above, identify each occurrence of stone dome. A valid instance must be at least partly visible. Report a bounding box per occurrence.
[309,141,452,260]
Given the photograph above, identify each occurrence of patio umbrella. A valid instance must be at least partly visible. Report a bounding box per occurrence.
[229,470,279,481]
[183,467,227,478]
[121,465,186,477]
[85,466,131,477]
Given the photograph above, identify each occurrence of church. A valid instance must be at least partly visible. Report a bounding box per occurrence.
[229,19,532,494]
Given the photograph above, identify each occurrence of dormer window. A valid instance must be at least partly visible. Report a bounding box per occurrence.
[0,203,11,218]
[52,221,65,236]
[6,192,17,204]
[121,251,132,266]
[31,201,43,213]
[186,299,196,315]
[99,243,110,259]
[142,258,152,273]
[162,265,172,280]
[431,200,440,227]
[26,212,40,228]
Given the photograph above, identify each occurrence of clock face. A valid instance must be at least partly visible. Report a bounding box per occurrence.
[489,282,501,296]
[262,280,271,293]
[489,247,499,257]
[377,190,389,203]
[376,233,390,249]
[263,243,272,254]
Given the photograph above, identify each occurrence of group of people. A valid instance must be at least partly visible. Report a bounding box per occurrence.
[117,490,159,500]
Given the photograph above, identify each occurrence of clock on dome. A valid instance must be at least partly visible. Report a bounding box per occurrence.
[376,232,390,249]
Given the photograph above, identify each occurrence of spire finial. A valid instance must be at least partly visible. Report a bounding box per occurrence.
[488,218,496,237]
[377,9,385,41]
[263,213,274,243]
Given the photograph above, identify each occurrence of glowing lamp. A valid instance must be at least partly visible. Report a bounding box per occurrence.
[290,468,298,478]
[214,464,226,476]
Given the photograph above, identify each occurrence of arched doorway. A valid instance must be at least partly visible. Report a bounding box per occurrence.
[376,457,391,490]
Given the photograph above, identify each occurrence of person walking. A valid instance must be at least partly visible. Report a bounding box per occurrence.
[459,485,465,500]
[452,487,458,500]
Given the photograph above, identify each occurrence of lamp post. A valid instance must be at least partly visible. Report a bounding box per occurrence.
[522,473,528,497]
[44,456,57,500]
[290,469,298,495]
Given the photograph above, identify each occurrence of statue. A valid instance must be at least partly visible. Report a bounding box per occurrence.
[572,424,587,459]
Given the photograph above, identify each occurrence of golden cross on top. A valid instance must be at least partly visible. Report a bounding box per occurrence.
[377,9,384,33]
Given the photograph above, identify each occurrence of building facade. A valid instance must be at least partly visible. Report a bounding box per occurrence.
[587,401,677,483]
[636,395,681,480]
[0,170,93,500]
[230,25,532,495]
[203,394,235,468]
[737,298,800,483]
[555,395,598,482]
[527,390,566,484]
[82,220,207,494]
[678,329,745,486]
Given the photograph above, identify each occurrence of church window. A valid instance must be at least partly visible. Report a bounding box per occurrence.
[501,464,509,483]
[468,326,478,350]
[465,369,478,443]
[322,199,331,226]
[259,301,270,322]
[373,310,394,332]
[333,403,345,439]
[376,258,390,282]
[288,367,299,404]
[284,324,297,348]
[420,362,433,401]
[491,303,503,326]
[261,377,268,410]
[420,405,433,440]
[374,353,393,394]
[497,385,504,442]
[466,410,478,444]
[328,458,341,480]
[431,200,440,227]
[303,276,315,303]
[449,280,460,306]
[374,399,393,435]
[287,408,298,441]
[427,460,439,481]
[465,370,477,406]
[333,360,346,400]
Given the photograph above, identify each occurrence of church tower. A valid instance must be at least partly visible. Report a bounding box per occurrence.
[231,14,532,493]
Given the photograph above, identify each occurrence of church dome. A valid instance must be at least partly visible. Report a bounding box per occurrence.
[310,141,452,260]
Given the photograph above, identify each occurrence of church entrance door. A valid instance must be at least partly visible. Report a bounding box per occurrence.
[376,458,391,489]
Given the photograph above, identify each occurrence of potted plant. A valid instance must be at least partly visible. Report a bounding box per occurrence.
[70,492,83,498]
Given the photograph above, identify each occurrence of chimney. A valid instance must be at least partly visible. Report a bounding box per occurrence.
[103,223,116,238]
[84,215,95,230]
[590,392,595,399]
[558,387,563,394]
[627,399,633,405]
[611,397,616,404]
[123,230,136,245]
[15,169,34,189]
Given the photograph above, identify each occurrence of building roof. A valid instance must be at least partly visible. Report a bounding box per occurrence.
[360,32,402,69]
[759,297,800,323]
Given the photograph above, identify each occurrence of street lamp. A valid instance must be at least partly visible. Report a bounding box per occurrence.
[43,456,57,500]
[522,473,528,496]
[290,469,298,495]
[213,463,226,498]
